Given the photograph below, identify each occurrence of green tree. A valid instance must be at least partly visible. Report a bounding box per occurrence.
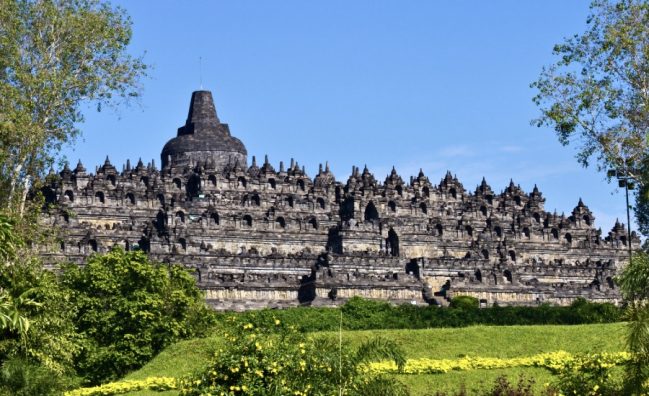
[531,0,649,226]
[0,0,147,215]
[0,257,81,376]
[61,248,213,384]
[0,211,81,394]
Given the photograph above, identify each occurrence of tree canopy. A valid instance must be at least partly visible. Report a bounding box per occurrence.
[532,0,648,173]
[61,248,213,384]
[0,0,147,214]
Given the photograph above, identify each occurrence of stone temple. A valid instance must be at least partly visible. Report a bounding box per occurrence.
[40,90,638,310]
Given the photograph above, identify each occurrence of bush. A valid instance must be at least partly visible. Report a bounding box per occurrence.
[449,296,479,310]
[61,248,215,384]
[0,357,75,396]
[219,297,623,334]
[552,353,623,395]
[341,296,395,329]
[64,377,176,396]
[0,256,81,377]
[179,319,409,396]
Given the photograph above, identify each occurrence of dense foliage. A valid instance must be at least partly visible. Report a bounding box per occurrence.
[615,251,649,394]
[179,319,409,396]
[0,212,80,394]
[1,210,216,391]
[213,296,622,334]
[61,248,214,384]
[448,296,479,310]
[0,357,76,396]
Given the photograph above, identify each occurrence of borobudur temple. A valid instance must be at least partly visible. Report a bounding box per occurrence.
[39,90,638,310]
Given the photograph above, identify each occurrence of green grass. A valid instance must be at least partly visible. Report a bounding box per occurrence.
[325,323,627,359]
[124,336,223,381]
[396,367,555,395]
[120,323,627,395]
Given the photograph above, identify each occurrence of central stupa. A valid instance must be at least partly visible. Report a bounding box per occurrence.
[160,90,247,169]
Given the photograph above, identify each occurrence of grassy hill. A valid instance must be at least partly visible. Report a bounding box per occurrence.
[119,323,626,395]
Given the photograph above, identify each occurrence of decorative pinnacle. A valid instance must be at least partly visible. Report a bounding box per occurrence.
[75,160,85,173]
[186,90,219,125]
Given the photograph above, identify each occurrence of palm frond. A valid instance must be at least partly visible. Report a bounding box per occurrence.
[353,337,406,372]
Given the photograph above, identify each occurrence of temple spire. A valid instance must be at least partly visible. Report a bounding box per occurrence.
[177,90,221,136]
[187,91,219,124]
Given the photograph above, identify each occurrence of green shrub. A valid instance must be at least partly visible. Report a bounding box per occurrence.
[64,376,176,396]
[552,353,623,395]
[179,319,409,396]
[61,247,215,384]
[0,257,81,377]
[449,296,479,310]
[341,296,395,329]
[219,297,623,335]
[0,357,76,396]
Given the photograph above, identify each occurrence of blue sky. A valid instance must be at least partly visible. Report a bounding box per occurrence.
[64,1,633,234]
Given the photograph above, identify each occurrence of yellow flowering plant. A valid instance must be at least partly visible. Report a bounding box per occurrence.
[64,376,176,396]
[178,318,409,395]
[366,351,630,375]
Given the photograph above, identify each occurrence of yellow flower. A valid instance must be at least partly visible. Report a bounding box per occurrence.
[275,319,281,325]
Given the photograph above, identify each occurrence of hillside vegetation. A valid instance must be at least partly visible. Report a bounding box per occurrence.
[119,323,625,395]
